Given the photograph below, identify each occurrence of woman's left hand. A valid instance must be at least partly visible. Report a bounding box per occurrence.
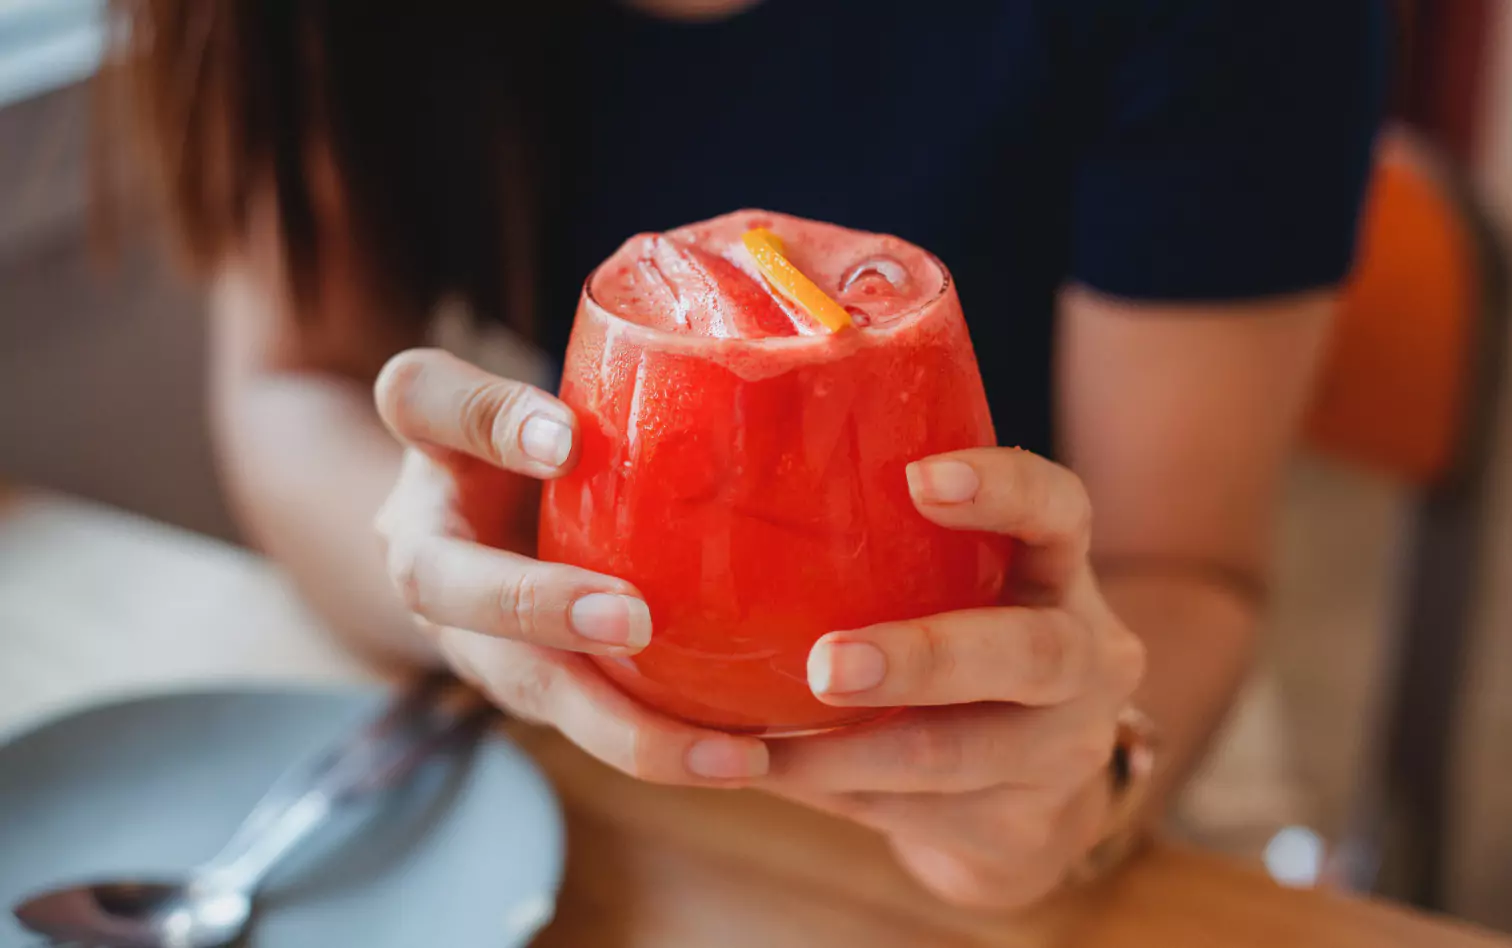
[760,447,1147,909]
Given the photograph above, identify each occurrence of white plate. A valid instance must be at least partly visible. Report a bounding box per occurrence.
[0,685,564,947]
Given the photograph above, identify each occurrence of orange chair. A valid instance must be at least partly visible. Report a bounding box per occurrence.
[1309,126,1508,908]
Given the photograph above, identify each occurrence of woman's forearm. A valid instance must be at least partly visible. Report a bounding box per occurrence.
[213,370,439,666]
[1098,572,1262,821]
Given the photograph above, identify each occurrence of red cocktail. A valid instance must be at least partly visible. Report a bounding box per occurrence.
[540,210,1008,735]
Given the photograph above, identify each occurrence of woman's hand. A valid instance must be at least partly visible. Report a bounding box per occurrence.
[372,348,771,784]
[373,348,1145,910]
[758,448,1147,908]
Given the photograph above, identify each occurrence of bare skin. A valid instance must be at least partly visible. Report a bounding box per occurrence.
[210,0,1331,905]
[216,176,1325,903]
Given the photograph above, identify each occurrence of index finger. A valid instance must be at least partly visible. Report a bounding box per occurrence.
[906,447,1092,594]
[375,348,578,478]
[439,631,770,786]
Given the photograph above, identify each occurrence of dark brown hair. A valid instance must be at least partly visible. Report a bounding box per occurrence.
[100,1,561,331]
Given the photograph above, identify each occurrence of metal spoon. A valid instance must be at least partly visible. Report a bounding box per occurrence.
[12,675,496,948]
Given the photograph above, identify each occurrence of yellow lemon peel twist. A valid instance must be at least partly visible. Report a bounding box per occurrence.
[742,228,853,332]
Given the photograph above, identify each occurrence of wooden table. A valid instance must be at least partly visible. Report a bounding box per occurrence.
[0,484,1504,947]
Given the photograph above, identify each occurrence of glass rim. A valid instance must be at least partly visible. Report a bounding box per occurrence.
[578,248,956,352]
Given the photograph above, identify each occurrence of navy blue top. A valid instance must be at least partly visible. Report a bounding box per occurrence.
[541,0,1389,457]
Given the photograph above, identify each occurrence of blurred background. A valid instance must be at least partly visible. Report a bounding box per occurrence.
[2,0,1511,933]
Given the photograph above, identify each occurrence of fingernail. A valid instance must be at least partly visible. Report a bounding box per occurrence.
[906,459,979,504]
[686,738,769,779]
[520,414,573,467]
[569,594,652,649]
[809,640,887,695]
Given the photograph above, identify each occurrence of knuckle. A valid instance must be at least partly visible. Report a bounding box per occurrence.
[468,382,532,464]
[1021,612,1071,695]
[1025,468,1059,524]
[997,454,1092,547]
[1062,475,1094,542]
[489,383,535,451]
[907,619,956,692]
[496,567,544,641]
[996,453,1037,522]
[456,381,511,459]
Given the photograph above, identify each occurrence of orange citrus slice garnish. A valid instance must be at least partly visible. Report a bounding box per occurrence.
[742,228,852,332]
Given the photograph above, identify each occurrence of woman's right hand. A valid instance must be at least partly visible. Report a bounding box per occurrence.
[372,348,771,784]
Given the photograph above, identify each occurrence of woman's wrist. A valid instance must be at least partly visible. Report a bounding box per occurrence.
[1097,571,1261,832]
[1067,707,1159,885]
